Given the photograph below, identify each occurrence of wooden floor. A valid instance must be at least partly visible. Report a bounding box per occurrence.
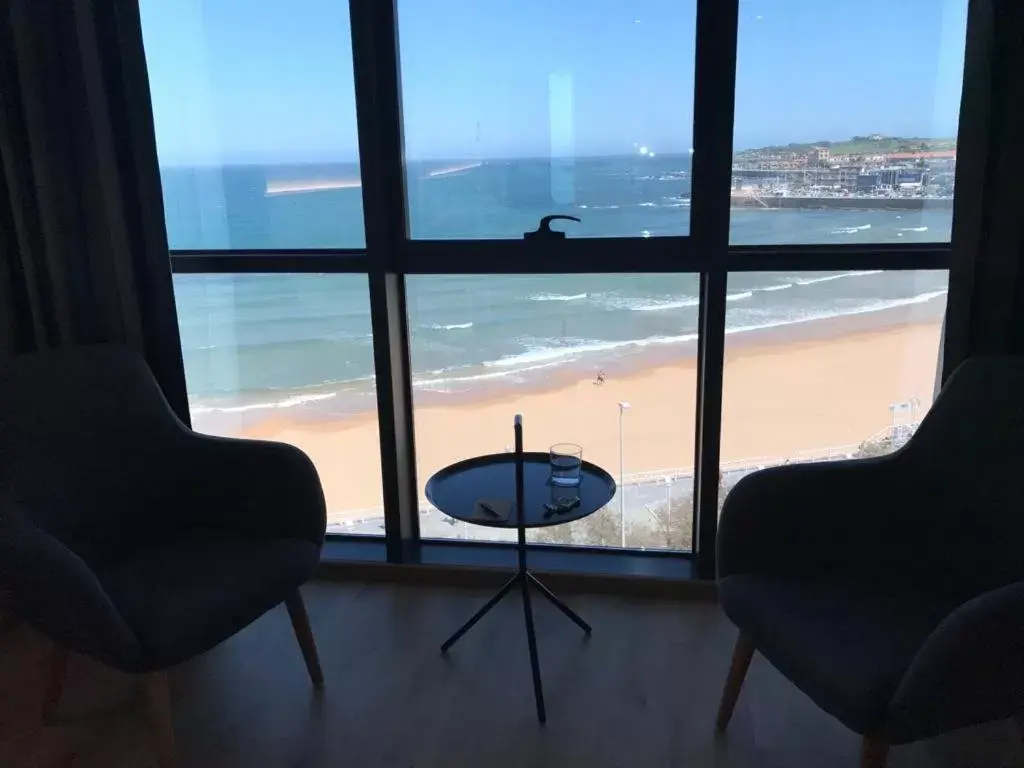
[1,580,1021,768]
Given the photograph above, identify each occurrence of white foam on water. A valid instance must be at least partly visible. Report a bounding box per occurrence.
[899,226,929,232]
[723,289,948,337]
[529,292,588,302]
[830,224,873,235]
[430,322,473,330]
[794,270,883,286]
[481,288,947,373]
[603,280,800,313]
[661,196,691,207]
[626,296,701,312]
[190,391,338,415]
[413,361,565,390]
[482,333,701,370]
[190,285,947,413]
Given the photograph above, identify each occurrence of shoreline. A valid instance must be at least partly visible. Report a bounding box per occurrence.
[192,291,946,435]
[211,310,944,519]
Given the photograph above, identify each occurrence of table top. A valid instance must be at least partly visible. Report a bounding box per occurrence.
[425,452,616,529]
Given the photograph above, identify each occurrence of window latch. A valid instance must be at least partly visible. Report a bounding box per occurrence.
[524,215,580,241]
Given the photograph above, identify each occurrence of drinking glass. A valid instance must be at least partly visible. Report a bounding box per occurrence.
[549,443,583,487]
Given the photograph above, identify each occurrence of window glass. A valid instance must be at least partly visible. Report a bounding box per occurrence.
[719,270,947,506]
[140,0,365,250]
[174,274,383,532]
[398,1,697,239]
[730,0,967,244]
[407,275,698,550]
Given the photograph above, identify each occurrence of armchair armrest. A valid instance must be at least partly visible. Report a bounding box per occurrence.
[886,582,1024,742]
[178,433,327,546]
[717,456,913,579]
[0,500,141,669]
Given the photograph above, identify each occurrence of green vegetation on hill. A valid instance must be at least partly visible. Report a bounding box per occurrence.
[737,136,957,158]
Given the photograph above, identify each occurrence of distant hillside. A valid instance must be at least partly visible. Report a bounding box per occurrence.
[738,136,957,157]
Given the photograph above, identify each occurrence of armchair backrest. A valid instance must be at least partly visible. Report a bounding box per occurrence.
[895,355,1024,592]
[0,345,189,565]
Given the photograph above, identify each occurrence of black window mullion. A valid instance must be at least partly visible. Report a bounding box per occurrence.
[349,0,420,561]
[399,236,703,274]
[168,251,367,273]
[689,0,740,579]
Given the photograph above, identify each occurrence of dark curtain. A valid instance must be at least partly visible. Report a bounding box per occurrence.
[943,0,1024,377]
[0,0,189,423]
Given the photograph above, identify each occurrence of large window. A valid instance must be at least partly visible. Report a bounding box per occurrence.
[719,270,947,503]
[407,275,696,550]
[730,0,967,245]
[174,274,383,532]
[141,0,973,573]
[397,0,697,239]
[140,0,365,250]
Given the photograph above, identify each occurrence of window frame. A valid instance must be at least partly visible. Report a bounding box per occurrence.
[164,0,956,578]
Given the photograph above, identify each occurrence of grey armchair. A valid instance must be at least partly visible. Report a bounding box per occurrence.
[715,356,1024,768]
[0,345,327,766]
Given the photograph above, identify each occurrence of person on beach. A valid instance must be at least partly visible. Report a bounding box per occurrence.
[594,370,606,386]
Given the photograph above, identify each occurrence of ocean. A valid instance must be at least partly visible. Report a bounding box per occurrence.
[163,157,951,419]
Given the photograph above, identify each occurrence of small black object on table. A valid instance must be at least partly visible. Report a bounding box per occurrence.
[425,416,616,723]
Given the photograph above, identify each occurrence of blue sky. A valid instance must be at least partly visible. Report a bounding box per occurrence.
[140,0,968,165]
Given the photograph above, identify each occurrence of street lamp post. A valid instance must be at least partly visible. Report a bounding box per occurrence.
[618,401,631,547]
[663,475,673,547]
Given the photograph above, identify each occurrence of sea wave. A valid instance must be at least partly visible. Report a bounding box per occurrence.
[576,204,620,210]
[190,391,338,415]
[430,322,474,330]
[627,296,701,312]
[483,289,946,372]
[724,289,948,337]
[483,334,700,370]
[529,292,588,302]
[606,281,788,312]
[662,196,691,207]
[414,361,565,391]
[190,288,948,411]
[793,270,883,286]
[830,224,873,235]
[899,226,929,232]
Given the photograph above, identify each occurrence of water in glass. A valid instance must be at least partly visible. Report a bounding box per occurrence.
[549,443,582,487]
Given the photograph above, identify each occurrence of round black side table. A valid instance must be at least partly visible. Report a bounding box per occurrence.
[425,450,616,723]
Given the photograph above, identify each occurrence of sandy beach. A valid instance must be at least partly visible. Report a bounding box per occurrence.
[229,317,943,521]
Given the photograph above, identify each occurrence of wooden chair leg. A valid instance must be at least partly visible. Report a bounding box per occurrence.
[144,671,177,768]
[42,643,69,723]
[716,632,755,731]
[861,736,889,768]
[286,590,324,687]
